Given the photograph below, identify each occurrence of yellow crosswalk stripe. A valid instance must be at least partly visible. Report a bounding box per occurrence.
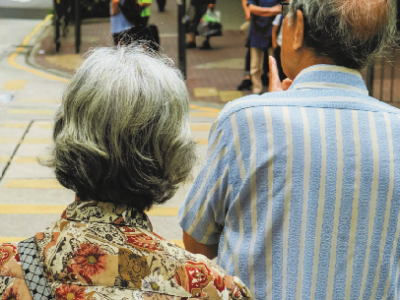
[3,179,63,189]
[193,88,219,98]
[190,123,212,131]
[0,204,179,216]
[190,105,221,113]
[0,156,9,163]
[0,237,26,243]
[8,109,54,115]
[17,99,60,103]
[196,139,208,145]
[0,237,184,247]
[2,80,28,90]
[1,123,28,129]
[13,157,49,164]
[23,138,52,144]
[190,112,219,117]
[0,138,19,143]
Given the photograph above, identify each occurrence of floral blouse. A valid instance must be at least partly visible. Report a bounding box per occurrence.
[0,201,251,300]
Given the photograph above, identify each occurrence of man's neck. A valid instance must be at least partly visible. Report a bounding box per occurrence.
[292,50,336,79]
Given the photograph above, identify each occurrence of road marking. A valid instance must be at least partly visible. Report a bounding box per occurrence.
[23,138,52,144]
[3,179,63,189]
[190,123,212,131]
[2,80,29,90]
[17,99,60,103]
[13,156,47,164]
[0,204,179,217]
[0,138,19,144]
[219,90,243,102]
[193,88,219,98]
[8,109,54,115]
[8,14,69,83]
[0,237,26,243]
[0,156,9,163]
[1,123,28,129]
[196,139,208,145]
[190,112,219,117]
[35,123,53,129]
[0,237,184,247]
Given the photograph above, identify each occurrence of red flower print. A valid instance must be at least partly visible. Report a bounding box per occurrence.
[2,286,19,300]
[213,276,225,293]
[55,285,86,300]
[73,242,107,276]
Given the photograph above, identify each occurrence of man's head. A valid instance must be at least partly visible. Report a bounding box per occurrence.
[281,0,397,79]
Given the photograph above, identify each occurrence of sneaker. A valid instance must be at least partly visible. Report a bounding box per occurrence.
[158,7,165,12]
[237,79,252,91]
[186,42,196,49]
[199,40,212,50]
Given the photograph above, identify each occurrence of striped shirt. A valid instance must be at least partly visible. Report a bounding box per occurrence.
[179,64,400,300]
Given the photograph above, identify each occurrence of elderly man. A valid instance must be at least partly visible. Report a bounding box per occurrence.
[179,0,399,299]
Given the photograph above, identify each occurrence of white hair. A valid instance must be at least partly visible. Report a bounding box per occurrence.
[288,0,397,69]
[47,44,197,211]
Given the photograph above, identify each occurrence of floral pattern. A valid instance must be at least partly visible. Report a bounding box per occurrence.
[0,200,251,300]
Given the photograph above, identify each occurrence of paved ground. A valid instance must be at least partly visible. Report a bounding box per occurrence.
[0,15,224,247]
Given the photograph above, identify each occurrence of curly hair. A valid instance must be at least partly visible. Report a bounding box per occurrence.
[46,45,197,212]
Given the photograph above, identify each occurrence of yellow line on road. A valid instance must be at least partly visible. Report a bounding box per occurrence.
[190,123,212,131]
[0,156,9,163]
[2,80,28,91]
[23,138,52,144]
[8,109,54,115]
[18,99,60,103]
[8,14,69,83]
[190,112,219,117]
[190,105,221,113]
[0,138,19,144]
[196,139,208,145]
[0,204,179,216]
[0,237,184,247]
[0,237,26,243]
[4,179,63,189]
[1,123,28,129]
[13,156,48,164]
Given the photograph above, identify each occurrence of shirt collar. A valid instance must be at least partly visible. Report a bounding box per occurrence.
[289,64,369,95]
[64,200,153,232]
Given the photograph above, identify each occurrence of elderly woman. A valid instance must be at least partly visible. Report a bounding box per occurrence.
[0,45,250,300]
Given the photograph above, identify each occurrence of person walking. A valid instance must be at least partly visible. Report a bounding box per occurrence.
[186,0,216,50]
[179,0,399,299]
[246,0,280,94]
[237,0,253,91]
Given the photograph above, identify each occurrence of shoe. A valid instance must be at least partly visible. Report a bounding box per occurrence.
[199,40,212,50]
[158,7,165,12]
[186,42,196,49]
[237,79,252,91]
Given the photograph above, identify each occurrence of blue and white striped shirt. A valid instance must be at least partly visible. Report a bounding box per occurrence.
[179,65,400,300]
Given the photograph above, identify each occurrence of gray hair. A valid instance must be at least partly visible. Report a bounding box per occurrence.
[47,44,197,211]
[288,0,397,69]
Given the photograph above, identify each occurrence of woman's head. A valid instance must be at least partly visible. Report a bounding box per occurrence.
[49,45,197,211]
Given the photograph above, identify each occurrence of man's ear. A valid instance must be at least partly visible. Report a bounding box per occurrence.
[293,9,304,50]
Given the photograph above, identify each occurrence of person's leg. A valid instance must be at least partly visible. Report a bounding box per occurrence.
[200,36,211,50]
[274,46,286,81]
[141,16,149,27]
[238,47,252,90]
[261,47,271,87]
[187,4,208,47]
[156,0,166,12]
[250,47,264,94]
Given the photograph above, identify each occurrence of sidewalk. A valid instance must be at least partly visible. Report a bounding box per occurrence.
[32,1,400,106]
[33,0,252,104]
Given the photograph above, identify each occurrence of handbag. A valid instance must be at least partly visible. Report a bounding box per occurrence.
[197,9,223,38]
[118,0,143,26]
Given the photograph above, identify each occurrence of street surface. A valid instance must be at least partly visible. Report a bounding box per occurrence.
[0,13,223,247]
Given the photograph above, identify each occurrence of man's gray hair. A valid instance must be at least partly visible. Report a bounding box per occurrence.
[47,45,197,211]
[289,0,397,69]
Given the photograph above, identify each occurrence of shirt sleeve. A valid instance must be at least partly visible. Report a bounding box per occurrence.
[179,117,237,245]
[272,14,282,26]
[247,0,255,6]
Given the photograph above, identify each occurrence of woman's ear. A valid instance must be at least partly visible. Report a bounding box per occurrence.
[293,9,305,50]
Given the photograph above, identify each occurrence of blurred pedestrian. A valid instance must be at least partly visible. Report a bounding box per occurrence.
[247,0,281,94]
[271,13,286,80]
[110,0,152,45]
[237,0,253,91]
[186,0,216,50]
[157,0,166,12]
